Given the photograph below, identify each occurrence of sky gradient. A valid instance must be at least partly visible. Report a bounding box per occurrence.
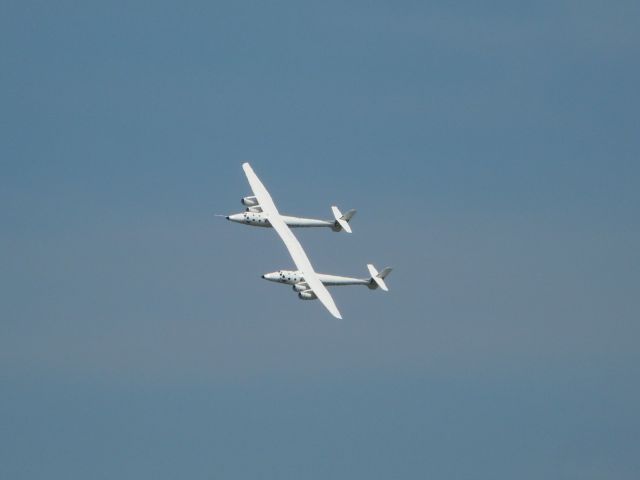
[2,1,639,478]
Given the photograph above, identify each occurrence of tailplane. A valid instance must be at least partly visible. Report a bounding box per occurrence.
[367,264,392,291]
[331,206,356,233]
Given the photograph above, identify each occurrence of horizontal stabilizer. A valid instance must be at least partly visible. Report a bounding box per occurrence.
[378,267,392,279]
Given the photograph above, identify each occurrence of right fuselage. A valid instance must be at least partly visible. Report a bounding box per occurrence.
[262,270,371,287]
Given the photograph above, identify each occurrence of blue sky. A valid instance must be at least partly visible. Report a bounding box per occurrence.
[1,1,639,478]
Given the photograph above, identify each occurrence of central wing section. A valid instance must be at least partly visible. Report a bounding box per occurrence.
[242,163,342,319]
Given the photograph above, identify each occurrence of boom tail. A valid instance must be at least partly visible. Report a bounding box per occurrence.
[331,206,356,233]
[367,264,392,291]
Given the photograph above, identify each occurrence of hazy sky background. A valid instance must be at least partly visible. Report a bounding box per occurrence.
[2,1,639,478]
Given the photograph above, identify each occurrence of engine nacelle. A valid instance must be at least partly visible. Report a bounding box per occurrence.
[245,206,262,213]
[241,196,258,206]
[292,283,309,292]
[298,291,317,300]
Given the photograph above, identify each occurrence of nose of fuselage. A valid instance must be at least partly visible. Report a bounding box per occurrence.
[227,213,244,223]
[262,272,280,282]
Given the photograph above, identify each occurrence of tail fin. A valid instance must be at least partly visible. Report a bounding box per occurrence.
[367,264,392,291]
[331,206,356,233]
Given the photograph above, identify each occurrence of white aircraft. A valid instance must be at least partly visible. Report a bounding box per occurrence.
[232,163,391,319]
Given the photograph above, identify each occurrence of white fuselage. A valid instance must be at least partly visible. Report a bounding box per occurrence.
[227,212,337,229]
[262,270,371,287]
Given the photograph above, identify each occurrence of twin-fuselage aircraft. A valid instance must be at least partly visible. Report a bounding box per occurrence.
[224,163,391,319]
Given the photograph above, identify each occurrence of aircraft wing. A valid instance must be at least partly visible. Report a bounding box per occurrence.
[242,163,342,319]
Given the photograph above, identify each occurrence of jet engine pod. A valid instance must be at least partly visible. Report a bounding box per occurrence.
[298,290,317,300]
[241,196,258,206]
[292,283,309,292]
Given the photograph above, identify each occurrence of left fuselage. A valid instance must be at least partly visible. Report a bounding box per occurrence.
[227,212,335,229]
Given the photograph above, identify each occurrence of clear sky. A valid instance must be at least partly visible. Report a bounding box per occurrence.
[2,1,639,478]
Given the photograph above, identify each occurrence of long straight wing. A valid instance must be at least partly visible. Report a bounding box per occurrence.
[242,163,342,319]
